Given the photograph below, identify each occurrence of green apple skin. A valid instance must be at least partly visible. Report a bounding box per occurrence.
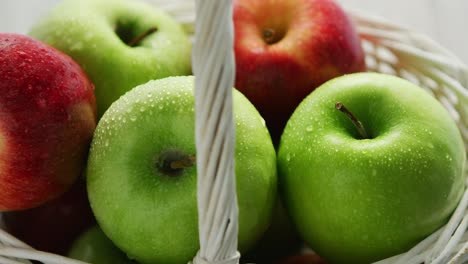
[278,73,466,264]
[87,76,277,264]
[29,0,191,118]
[69,226,134,264]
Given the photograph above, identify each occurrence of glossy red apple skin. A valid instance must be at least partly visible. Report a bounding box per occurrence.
[2,179,96,255]
[275,253,328,264]
[0,33,96,211]
[233,0,366,144]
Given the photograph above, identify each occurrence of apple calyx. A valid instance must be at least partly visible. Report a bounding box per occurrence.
[156,149,196,177]
[335,102,369,139]
[128,27,158,47]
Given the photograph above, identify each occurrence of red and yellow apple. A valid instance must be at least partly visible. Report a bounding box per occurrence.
[0,33,96,211]
[233,0,366,143]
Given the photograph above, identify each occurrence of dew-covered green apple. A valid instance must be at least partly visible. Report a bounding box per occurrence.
[278,73,466,264]
[87,76,277,264]
[30,0,191,118]
[69,226,134,264]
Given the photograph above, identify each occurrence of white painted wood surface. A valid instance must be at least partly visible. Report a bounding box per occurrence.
[0,0,467,63]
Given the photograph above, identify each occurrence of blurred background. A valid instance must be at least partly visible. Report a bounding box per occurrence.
[0,0,467,63]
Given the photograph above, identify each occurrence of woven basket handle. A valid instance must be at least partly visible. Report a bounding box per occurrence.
[190,1,240,264]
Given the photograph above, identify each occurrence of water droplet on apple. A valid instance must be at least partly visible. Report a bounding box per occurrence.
[70,41,83,51]
[130,117,137,122]
[16,50,27,58]
[372,169,377,176]
[286,153,291,162]
[36,98,47,109]
[85,32,93,40]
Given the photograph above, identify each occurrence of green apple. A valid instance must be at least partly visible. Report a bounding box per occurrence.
[29,0,191,118]
[278,72,466,264]
[87,76,277,264]
[69,226,134,264]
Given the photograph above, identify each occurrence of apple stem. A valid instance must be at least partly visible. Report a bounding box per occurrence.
[170,155,196,170]
[335,102,369,139]
[128,27,158,47]
[262,28,276,44]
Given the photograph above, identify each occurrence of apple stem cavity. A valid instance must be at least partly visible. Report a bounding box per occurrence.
[170,155,196,170]
[156,150,196,177]
[263,28,285,45]
[128,27,158,47]
[335,102,369,139]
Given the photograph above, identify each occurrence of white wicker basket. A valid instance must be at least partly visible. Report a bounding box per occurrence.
[1,1,468,264]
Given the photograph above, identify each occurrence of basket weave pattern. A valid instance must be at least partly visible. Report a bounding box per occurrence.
[1,1,468,264]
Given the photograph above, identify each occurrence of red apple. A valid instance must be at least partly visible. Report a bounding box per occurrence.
[275,253,328,264]
[233,0,366,144]
[2,179,96,255]
[242,199,303,264]
[0,33,96,211]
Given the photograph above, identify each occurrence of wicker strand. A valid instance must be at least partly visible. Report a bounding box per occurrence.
[0,229,32,249]
[190,0,239,264]
[374,228,443,264]
[0,248,87,264]
[449,240,468,264]
[0,256,31,264]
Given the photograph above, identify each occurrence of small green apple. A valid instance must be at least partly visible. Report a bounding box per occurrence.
[278,72,466,264]
[69,226,134,264]
[87,76,277,264]
[30,0,191,117]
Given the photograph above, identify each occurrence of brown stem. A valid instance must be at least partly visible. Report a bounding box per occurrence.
[262,28,276,44]
[170,155,196,169]
[335,102,369,139]
[128,27,158,47]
